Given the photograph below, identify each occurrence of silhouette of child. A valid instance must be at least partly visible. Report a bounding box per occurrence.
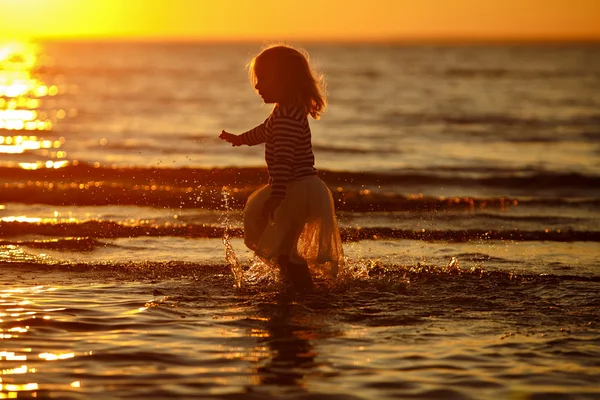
[219,44,344,291]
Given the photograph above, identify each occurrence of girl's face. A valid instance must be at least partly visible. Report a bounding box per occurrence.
[254,68,279,104]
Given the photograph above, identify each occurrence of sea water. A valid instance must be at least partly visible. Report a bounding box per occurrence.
[0,41,599,399]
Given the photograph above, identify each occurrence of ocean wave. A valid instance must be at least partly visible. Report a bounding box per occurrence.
[2,178,591,210]
[381,111,600,130]
[1,164,599,205]
[442,67,600,80]
[0,237,99,251]
[312,144,397,154]
[1,222,598,243]
[1,259,598,285]
[411,212,588,225]
[35,64,202,79]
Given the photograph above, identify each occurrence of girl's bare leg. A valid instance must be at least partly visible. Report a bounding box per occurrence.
[277,255,294,287]
[277,255,313,292]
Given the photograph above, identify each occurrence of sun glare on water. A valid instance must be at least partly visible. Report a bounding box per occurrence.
[0,41,70,170]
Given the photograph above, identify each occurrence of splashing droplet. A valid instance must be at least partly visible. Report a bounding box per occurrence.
[220,186,243,288]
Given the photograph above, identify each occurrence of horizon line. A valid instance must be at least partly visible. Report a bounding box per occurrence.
[3,34,600,45]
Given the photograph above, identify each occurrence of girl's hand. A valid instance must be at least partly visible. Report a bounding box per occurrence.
[219,130,244,147]
[262,196,283,220]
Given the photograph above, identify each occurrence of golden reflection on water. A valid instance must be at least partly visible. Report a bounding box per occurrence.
[0,41,72,170]
[0,245,52,265]
[38,352,74,361]
[0,216,42,223]
[0,286,83,398]
[1,365,29,375]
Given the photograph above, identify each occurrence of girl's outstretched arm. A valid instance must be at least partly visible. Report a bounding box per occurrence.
[219,119,268,147]
[239,119,268,146]
[219,131,244,147]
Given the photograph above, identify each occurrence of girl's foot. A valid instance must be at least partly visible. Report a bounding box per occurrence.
[277,256,313,292]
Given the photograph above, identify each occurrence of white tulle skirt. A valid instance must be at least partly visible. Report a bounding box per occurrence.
[243,176,345,280]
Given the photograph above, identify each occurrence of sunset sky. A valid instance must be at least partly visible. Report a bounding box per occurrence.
[0,0,599,41]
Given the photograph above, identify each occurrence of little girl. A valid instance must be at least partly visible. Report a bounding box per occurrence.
[219,44,344,291]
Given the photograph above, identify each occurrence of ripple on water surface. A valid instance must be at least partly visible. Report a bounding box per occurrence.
[0,262,599,399]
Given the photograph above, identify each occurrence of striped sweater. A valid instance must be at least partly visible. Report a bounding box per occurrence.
[241,104,317,198]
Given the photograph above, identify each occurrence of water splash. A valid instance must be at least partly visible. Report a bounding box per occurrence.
[220,186,243,288]
[243,256,278,287]
[446,256,459,271]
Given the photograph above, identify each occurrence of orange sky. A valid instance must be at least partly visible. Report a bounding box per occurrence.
[0,0,599,41]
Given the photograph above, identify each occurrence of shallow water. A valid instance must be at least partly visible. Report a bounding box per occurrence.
[1,263,599,399]
[1,41,599,399]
